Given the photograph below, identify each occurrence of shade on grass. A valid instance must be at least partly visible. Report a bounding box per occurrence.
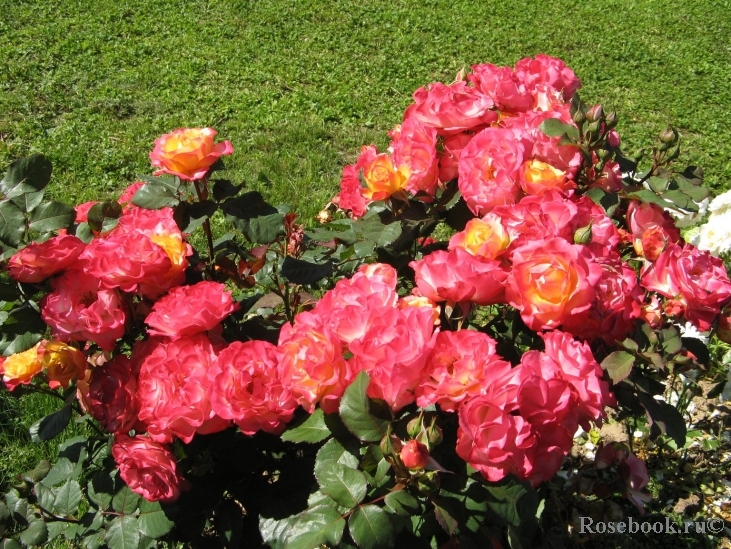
[1,0,729,223]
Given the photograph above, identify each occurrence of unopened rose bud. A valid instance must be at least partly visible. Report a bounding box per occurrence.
[406,416,423,439]
[400,440,429,470]
[597,148,612,162]
[574,222,593,245]
[586,104,604,123]
[605,111,618,129]
[659,127,678,144]
[572,109,587,125]
[426,418,443,447]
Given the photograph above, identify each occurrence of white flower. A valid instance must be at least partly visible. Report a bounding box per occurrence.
[709,188,731,215]
[696,210,731,256]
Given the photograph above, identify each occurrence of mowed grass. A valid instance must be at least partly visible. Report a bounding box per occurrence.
[0,0,730,492]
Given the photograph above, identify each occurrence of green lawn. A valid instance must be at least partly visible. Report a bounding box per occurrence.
[1,0,730,523]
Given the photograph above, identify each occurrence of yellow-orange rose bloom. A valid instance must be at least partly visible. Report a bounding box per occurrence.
[449,213,510,259]
[1,343,42,391]
[361,154,409,201]
[506,238,602,330]
[40,340,87,390]
[150,128,233,181]
[520,159,573,196]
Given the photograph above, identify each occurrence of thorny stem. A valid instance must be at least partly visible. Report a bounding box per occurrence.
[37,505,81,523]
[192,177,215,264]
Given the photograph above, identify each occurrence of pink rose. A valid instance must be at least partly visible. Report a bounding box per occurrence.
[626,201,680,260]
[456,397,535,483]
[80,232,173,297]
[112,434,191,503]
[506,237,602,330]
[469,64,534,113]
[390,117,439,197]
[540,330,616,427]
[403,81,497,136]
[437,132,474,183]
[87,355,139,433]
[334,163,368,219]
[514,55,581,101]
[278,312,352,414]
[416,330,512,412]
[150,127,233,181]
[410,247,508,305]
[350,306,436,412]
[313,263,397,344]
[75,201,98,223]
[40,269,126,351]
[211,341,297,435]
[400,440,430,469]
[458,127,530,216]
[562,254,642,344]
[136,334,225,443]
[145,281,238,339]
[8,235,85,283]
[641,243,731,331]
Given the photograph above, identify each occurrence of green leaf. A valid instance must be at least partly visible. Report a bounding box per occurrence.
[280,257,333,285]
[259,516,292,549]
[285,505,346,549]
[355,216,402,248]
[58,436,89,462]
[112,486,141,515]
[46,521,70,541]
[660,327,682,354]
[53,480,82,516]
[348,505,394,549]
[1,154,52,199]
[11,190,45,214]
[432,498,459,535]
[21,460,50,483]
[316,463,368,509]
[211,179,243,202]
[87,201,122,234]
[339,372,391,442]
[104,516,139,549]
[601,351,635,383]
[132,183,179,209]
[484,478,538,527]
[173,200,217,233]
[0,200,25,247]
[584,187,621,217]
[0,305,45,356]
[29,405,72,443]
[1,538,22,549]
[281,408,331,443]
[314,439,360,479]
[28,201,75,233]
[539,118,576,138]
[638,393,687,447]
[87,471,115,510]
[18,520,48,546]
[214,499,243,549]
[384,490,420,517]
[221,191,285,244]
[74,222,94,243]
[41,458,75,488]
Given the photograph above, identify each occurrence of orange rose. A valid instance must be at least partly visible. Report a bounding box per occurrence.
[519,159,572,195]
[1,343,42,391]
[39,340,87,390]
[150,127,233,181]
[361,153,409,201]
[449,213,510,259]
[506,238,602,330]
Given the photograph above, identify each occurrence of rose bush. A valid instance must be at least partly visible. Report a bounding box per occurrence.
[0,55,728,549]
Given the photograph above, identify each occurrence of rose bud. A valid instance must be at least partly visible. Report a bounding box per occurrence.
[717,310,731,344]
[400,440,430,470]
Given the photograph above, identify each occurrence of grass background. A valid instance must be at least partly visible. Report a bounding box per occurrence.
[1,0,730,542]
